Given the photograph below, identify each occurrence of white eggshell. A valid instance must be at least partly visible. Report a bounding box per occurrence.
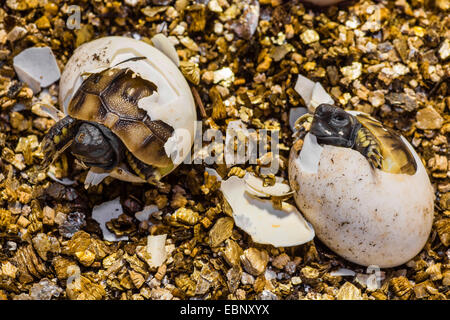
[289,133,434,268]
[151,34,180,67]
[13,46,61,93]
[59,36,196,177]
[146,234,167,268]
[221,176,315,247]
[91,197,128,242]
[244,173,292,198]
[294,74,334,113]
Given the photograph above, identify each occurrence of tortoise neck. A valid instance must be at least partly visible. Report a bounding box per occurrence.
[348,115,362,149]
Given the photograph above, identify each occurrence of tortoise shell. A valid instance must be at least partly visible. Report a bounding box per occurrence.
[355,113,417,175]
[68,67,174,168]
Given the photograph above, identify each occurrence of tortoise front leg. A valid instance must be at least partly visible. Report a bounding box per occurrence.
[293,113,314,140]
[354,127,383,170]
[294,113,314,130]
[124,150,173,186]
[41,116,80,169]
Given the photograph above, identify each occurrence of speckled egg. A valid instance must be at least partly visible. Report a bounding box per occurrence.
[288,105,434,268]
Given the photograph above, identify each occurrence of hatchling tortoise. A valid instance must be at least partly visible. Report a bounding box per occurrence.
[295,103,417,175]
[41,59,177,184]
[289,103,433,267]
[41,35,197,185]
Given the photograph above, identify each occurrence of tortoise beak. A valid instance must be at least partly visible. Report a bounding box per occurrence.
[310,119,352,148]
[310,117,330,138]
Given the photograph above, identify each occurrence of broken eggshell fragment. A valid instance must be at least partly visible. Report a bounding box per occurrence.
[91,197,128,242]
[220,175,314,247]
[288,111,434,268]
[243,173,292,198]
[13,47,61,93]
[294,74,334,112]
[146,234,167,268]
[151,34,180,67]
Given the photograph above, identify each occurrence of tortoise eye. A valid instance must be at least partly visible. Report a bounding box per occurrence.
[332,113,349,126]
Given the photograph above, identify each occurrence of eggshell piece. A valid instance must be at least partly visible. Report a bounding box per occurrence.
[84,169,110,187]
[91,197,128,242]
[289,133,434,268]
[221,176,315,247]
[294,75,315,110]
[244,173,292,197]
[310,82,334,110]
[135,205,159,222]
[13,47,61,93]
[151,34,180,67]
[32,104,65,122]
[146,234,167,268]
[47,171,75,186]
[294,74,334,112]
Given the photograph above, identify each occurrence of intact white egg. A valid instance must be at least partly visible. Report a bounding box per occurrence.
[288,112,434,268]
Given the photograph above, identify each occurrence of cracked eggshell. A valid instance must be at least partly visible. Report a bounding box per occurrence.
[91,197,128,242]
[221,176,314,247]
[146,234,167,268]
[288,133,434,268]
[151,34,180,67]
[244,173,292,198]
[13,46,61,93]
[294,74,334,112]
[59,36,196,174]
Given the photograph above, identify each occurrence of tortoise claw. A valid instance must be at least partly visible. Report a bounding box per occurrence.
[293,113,313,139]
[294,113,314,128]
[355,127,384,170]
[367,146,383,169]
[40,116,78,169]
[125,149,165,185]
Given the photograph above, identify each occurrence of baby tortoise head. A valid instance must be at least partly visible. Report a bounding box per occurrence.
[309,104,361,149]
[296,104,417,175]
[41,117,124,171]
[70,122,124,170]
